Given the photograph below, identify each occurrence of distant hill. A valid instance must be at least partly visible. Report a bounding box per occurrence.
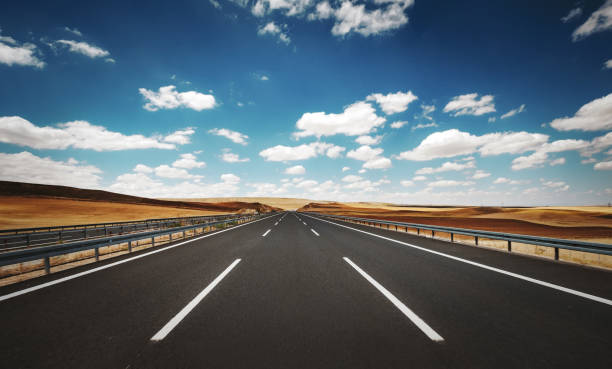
[0,181,281,214]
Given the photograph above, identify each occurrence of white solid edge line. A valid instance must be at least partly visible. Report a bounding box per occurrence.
[0,213,281,303]
[151,258,241,341]
[262,229,271,237]
[343,257,444,342]
[274,222,278,226]
[311,229,320,236]
[304,214,612,307]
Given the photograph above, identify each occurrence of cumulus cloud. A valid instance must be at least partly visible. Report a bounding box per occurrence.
[500,104,526,119]
[472,170,491,179]
[548,93,612,131]
[427,180,475,188]
[163,128,195,145]
[257,22,291,44]
[154,165,201,179]
[494,177,527,185]
[221,173,241,184]
[511,139,589,170]
[549,157,566,166]
[221,150,250,163]
[172,153,205,169]
[594,160,612,170]
[347,145,392,169]
[134,164,153,173]
[252,0,313,17]
[561,7,582,23]
[54,40,110,59]
[400,180,414,187]
[541,179,569,192]
[294,101,385,138]
[285,165,306,175]
[311,0,415,37]
[355,135,383,145]
[139,85,216,111]
[415,160,475,175]
[366,90,418,114]
[395,129,548,161]
[413,175,427,181]
[0,151,101,188]
[0,31,45,68]
[0,116,190,151]
[259,142,345,161]
[342,174,362,182]
[109,173,241,198]
[390,120,408,129]
[572,0,612,41]
[443,93,495,116]
[209,128,249,145]
[605,59,612,69]
[342,166,350,172]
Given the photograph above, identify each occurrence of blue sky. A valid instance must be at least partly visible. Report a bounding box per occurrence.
[0,0,611,205]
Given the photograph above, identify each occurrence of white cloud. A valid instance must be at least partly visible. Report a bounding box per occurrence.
[396,129,548,161]
[209,0,222,9]
[172,153,205,169]
[605,59,612,69]
[0,31,45,68]
[427,180,475,188]
[562,7,582,23]
[260,74,269,81]
[358,169,367,174]
[294,101,385,138]
[390,120,408,129]
[139,85,216,111]
[320,0,416,37]
[594,160,612,170]
[154,165,202,179]
[63,27,83,37]
[221,150,250,163]
[366,90,418,114]
[572,0,612,41]
[494,177,527,185]
[472,170,490,179]
[443,93,495,116]
[109,173,241,198]
[342,174,362,182]
[55,39,110,58]
[285,165,306,175]
[581,158,597,164]
[221,173,241,184]
[412,122,438,131]
[0,116,188,151]
[420,104,436,121]
[500,104,526,119]
[347,145,391,169]
[355,135,383,145]
[163,128,195,145]
[259,142,345,161]
[257,22,291,44]
[488,117,496,123]
[252,0,313,17]
[134,164,153,173]
[511,139,591,170]
[400,180,414,187]
[541,179,569,192]
[209,128,249,145]
[413,175,427,181]
[342,166,350,172]
[415,160,475,175]
[0,151,101,188]
[549,157,566,166]
[548,93,612,131]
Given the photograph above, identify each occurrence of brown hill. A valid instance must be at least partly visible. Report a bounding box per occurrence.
[0,181,281,214]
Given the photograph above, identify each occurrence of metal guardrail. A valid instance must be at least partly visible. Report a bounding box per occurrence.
[0,213,275,278]
[303,212,612,259]
[0,214,242,250]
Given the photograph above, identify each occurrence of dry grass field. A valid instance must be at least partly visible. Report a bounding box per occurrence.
[298,202,612,269]
[167,197,327,210]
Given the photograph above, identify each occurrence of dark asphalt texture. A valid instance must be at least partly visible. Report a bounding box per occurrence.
[1,211,611,369]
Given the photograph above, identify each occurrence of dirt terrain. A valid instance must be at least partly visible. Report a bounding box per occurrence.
[0,181,281,229]
[299,202,612,242]
[167,197,325,210]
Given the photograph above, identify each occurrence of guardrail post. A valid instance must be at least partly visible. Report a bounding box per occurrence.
[128,241,132,253]
[59,231,62,242]
[27,234,31,247]
[183,230,186,239]
[451,233,454,242]
[152,236,155,247]
[475,236,479,245]
[104,227,108,236]
[432,230,435,238]
[44,256,51,274]
[507,241,511,252]
[417,228,420,235]
[95,247,99,261]
[554,247,559,260]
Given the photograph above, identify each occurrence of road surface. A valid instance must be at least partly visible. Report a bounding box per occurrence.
[1,211,611,368]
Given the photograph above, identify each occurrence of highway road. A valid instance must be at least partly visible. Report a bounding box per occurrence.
[1,211,612,368]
